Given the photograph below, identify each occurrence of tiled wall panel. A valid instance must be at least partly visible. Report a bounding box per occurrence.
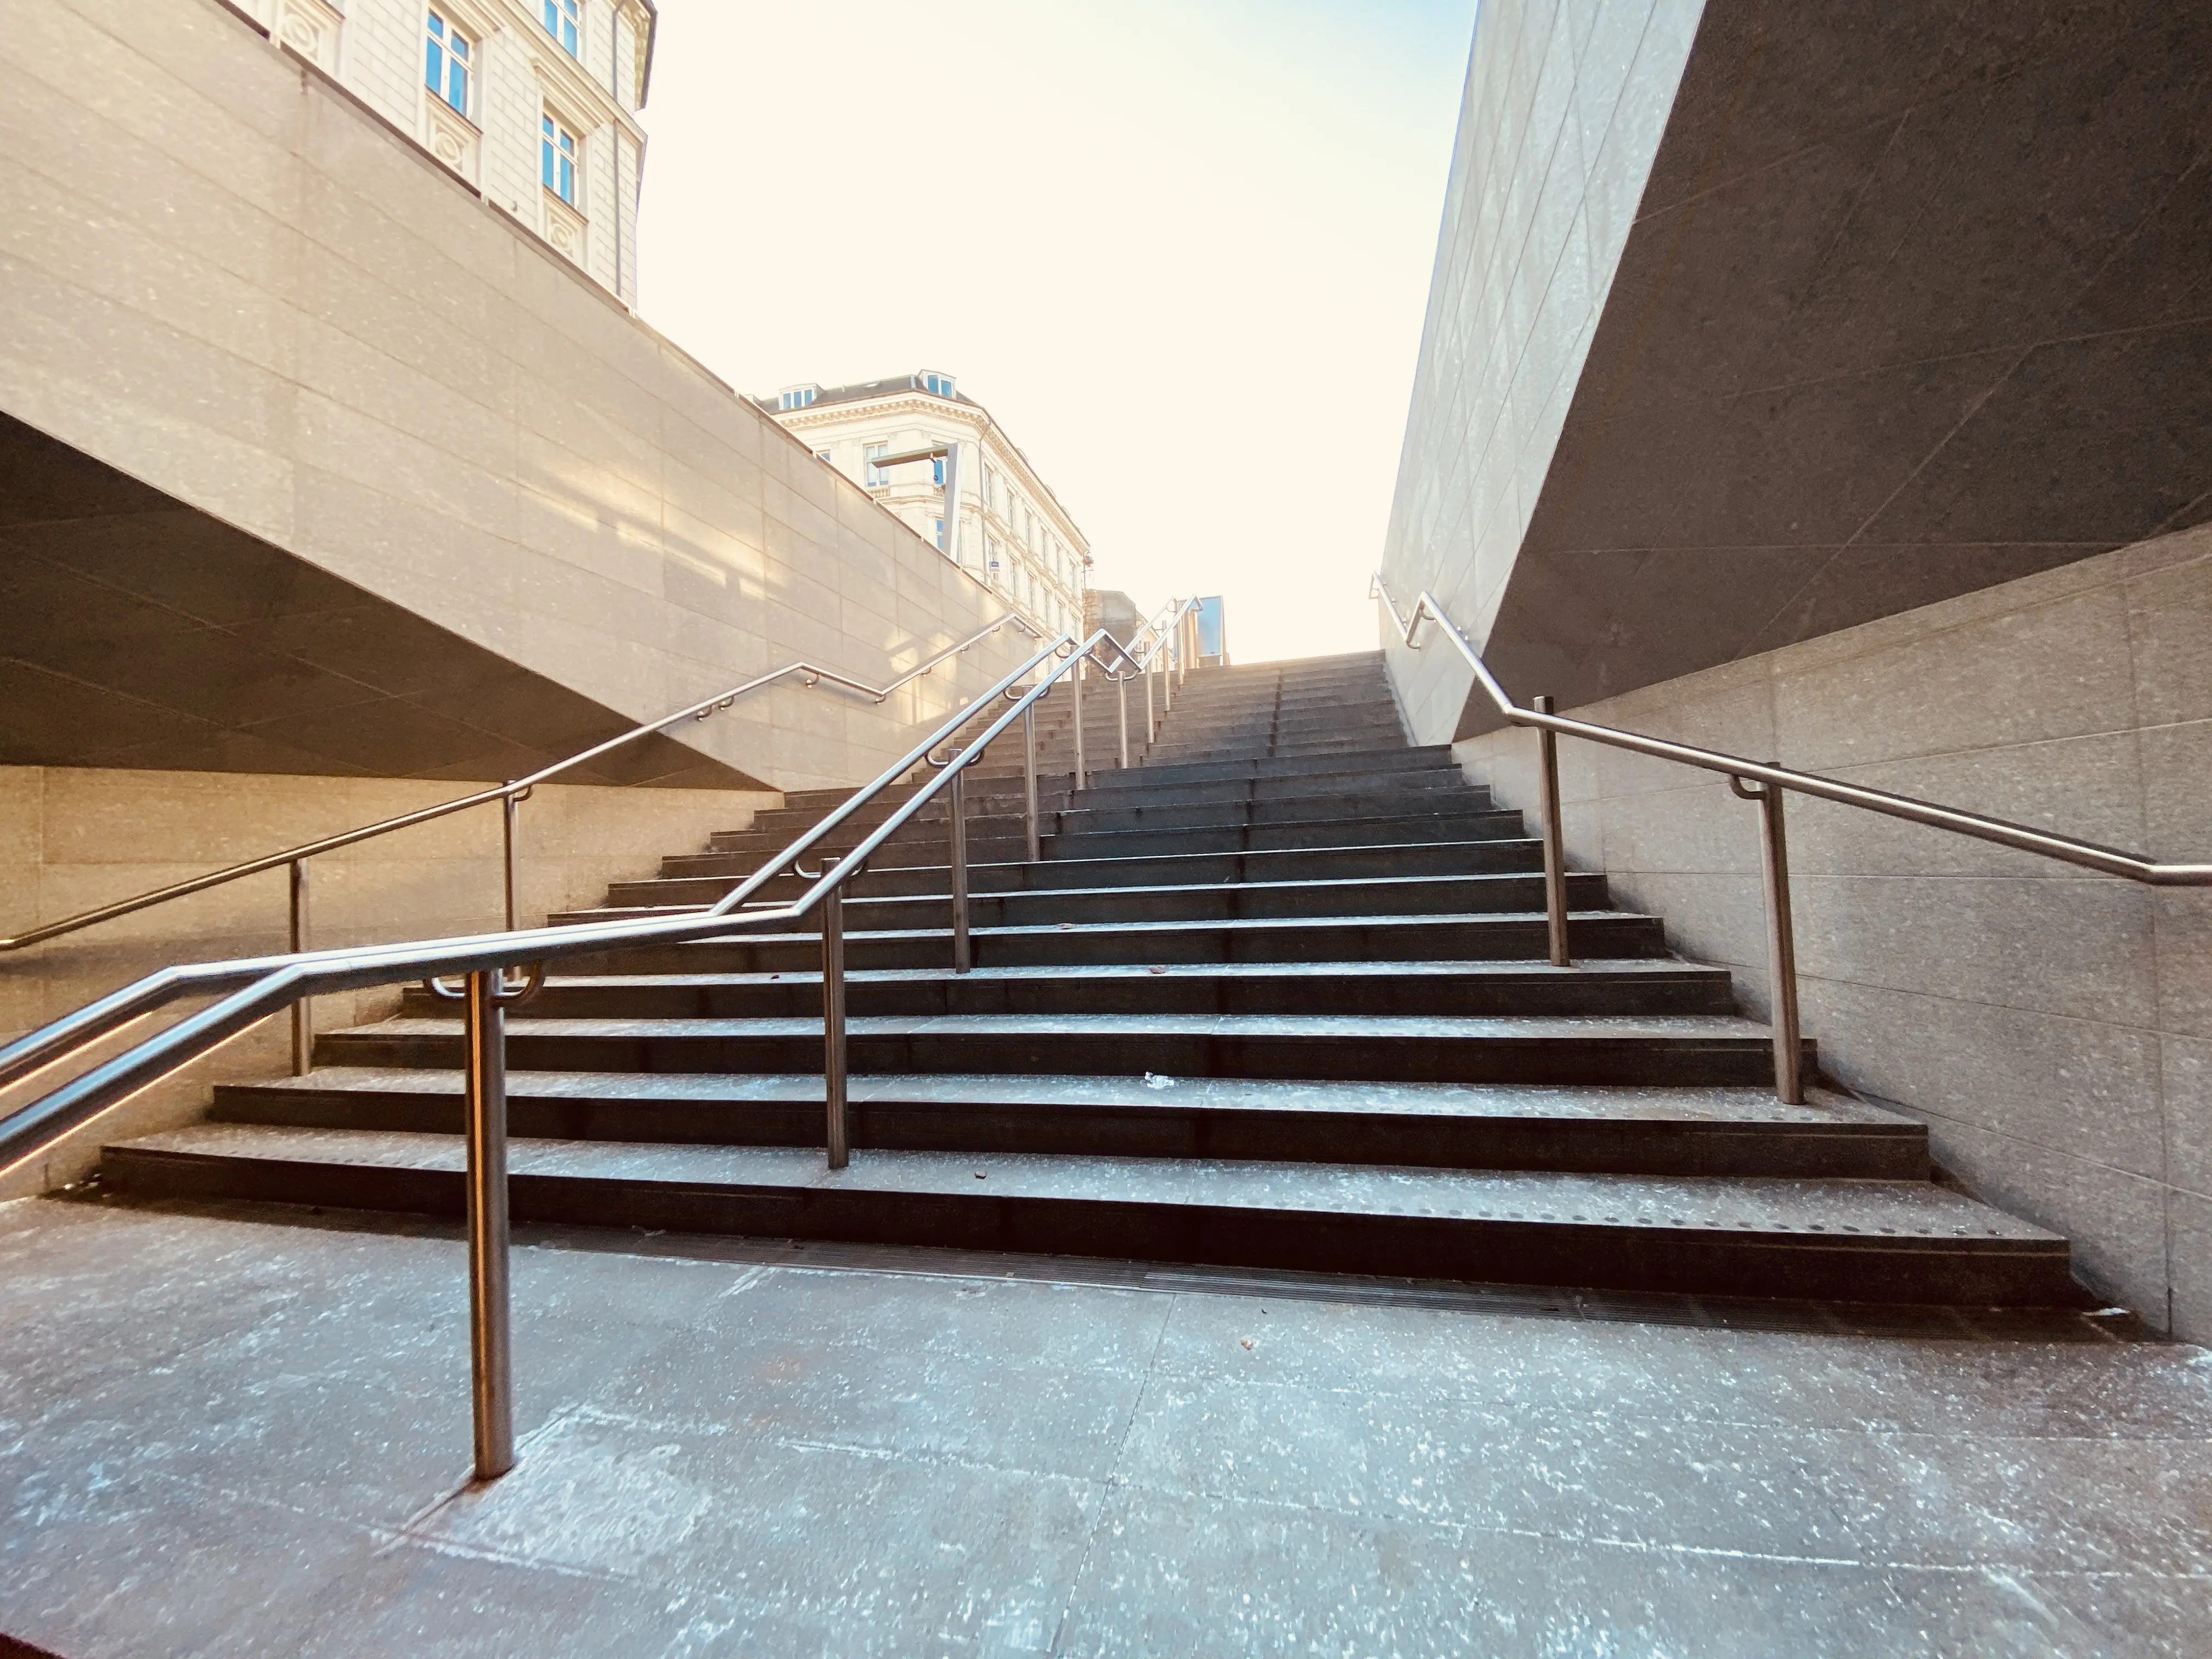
[1452,526,2212,1336]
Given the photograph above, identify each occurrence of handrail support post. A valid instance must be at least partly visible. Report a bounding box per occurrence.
[822,876,849,1167]
[1733,776,1805,1106]
[1533,697,1571,969]
[1117,674,1130,770]
[1144,657,1156,743]
[1072,653,1087,794]
[501,792,521,933]
[288,860,311,1075]
[1023,707,1041,862]
[949,767,971,974]
[464,968,515,1481]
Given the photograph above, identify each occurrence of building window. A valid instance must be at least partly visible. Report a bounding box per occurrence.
[815,449,832,463]
[865,443,889,487]
[542,114,579,204]
[543,0,580,57]
[922,371,956,397]
[932,454,945,486]
[779,387,819,411]
[425,12,472,115]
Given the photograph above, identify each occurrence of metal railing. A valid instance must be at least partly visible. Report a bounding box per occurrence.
[0,614,1040,1073]
[1373,575,2212,1105]
[0,622,1135,1481]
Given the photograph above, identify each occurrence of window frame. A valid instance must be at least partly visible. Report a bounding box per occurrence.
[543,0,580,58]
[425,9,474,118]
[541,111,581,206]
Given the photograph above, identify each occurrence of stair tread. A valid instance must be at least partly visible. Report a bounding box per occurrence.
[664,836,1545,876]
[633,870,1571,905]
[548,908,1652,937]
[222,1066,1911,1130]
[112,1124,2055,1243]
[334,1011,1780,1041]
[504,958,1720,988]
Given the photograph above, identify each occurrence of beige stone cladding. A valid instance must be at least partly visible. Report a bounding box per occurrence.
[1376,0,1703,746]
[771,379,1093,644]
[0,0,1035,796]
[1450,524,2212,1339]
[0,765,778,1200]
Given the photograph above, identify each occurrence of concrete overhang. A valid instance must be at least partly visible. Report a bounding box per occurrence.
[0,413,759,788]
[1455,0,2212,737]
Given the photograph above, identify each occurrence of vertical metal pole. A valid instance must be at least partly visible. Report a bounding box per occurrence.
[1750,781,1805,1105]
[949,766,971,974]
[1022,706,1041,862]
[822,878,850,1167]
[1116,674,1130,770]
[1071,653,1087,794]
[464,969,515,1481]
[1144,655,1156,743]
[501,792,521,933]
[288,860,311,1075]
[1533,696,1571,969]
[1163,633,1176,712]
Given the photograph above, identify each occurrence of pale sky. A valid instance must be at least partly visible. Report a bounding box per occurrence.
[635,0,1478,664]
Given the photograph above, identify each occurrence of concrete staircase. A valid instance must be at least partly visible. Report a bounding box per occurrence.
[100,652,2081,1306]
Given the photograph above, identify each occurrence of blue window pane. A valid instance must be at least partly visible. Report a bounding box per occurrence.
[544,0,579,56]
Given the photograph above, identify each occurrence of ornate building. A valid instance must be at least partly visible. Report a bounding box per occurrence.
[760,372,1092,639]
[239,0,653,303]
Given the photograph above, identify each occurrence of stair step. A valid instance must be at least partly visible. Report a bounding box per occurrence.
[1118,749,1457,787]
[394,958,1735,1020]
[314,1010,1808,1086]
[601,869,1611,923]
[544,909,1671,968]
[103,1125,2076,1306]
[659,838,1549,896]
[1043,810,1530,859]
[210,1070,1923,1176]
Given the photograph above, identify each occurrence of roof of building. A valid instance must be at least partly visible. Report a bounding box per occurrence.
[751,375,979,416]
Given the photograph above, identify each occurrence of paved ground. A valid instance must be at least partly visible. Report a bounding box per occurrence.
[4,1193,2210,1657]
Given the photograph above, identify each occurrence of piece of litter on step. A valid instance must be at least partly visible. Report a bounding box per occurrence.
[1240,1339,1254,1350]
[1058,922,1076,930]
[1144,1073,1176,1090]
[1148,964,1167,975]
[974,1171,988,1180]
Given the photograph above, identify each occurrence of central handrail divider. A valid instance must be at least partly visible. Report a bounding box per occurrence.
[1370,573,2212,1105]
[0,622,1142,1482]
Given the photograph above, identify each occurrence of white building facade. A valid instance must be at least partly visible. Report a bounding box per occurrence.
[763,374,1092,640]
[238,0,653,303]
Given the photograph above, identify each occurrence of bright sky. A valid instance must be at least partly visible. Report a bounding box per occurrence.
[635,0,1477,664]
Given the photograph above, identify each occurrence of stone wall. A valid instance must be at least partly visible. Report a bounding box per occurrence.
[1449,526,2212,1335]
[0,765,777,1199]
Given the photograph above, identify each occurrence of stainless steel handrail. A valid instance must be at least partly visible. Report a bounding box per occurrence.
[0,623,1131,1480]
[1373,574,2212,1103]
[0,613,1040,958]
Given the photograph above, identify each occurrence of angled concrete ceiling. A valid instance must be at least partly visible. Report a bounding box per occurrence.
[0,413,759,788]
[1465,0,2212,733]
